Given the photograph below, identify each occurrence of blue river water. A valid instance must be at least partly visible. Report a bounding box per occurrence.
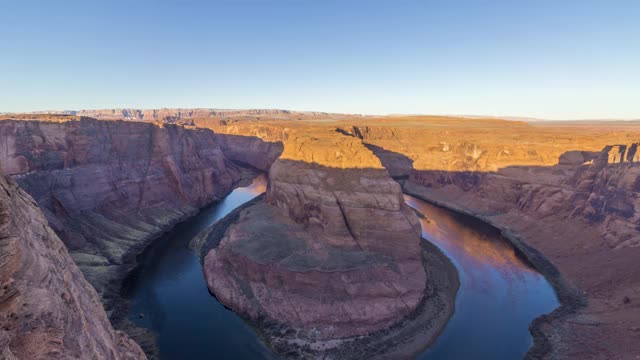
[123,177,558,359]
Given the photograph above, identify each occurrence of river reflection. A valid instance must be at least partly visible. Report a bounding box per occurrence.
[405,195,559,360]
[123,175,273,360]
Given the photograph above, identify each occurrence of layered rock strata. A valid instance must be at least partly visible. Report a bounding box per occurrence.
[0,168,145,359]
[0,118,243,310]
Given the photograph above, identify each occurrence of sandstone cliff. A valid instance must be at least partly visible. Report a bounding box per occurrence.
[0,168,145,359]
[0,118,243,311]
[408,143,640,250]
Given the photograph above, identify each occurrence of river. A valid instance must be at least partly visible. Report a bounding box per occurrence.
[123,176,558,359]
[405,195,559,359]
[123,175,274,359]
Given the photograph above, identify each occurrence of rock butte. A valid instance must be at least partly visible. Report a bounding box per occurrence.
[0,110,638,359]
[201,131,433,356]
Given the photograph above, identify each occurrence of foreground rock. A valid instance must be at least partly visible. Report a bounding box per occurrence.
[0,169,145,359]
[0,117,244,313]
[200,130,454,358]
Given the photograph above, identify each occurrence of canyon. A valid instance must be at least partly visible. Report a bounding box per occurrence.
[0,110,638,359]
[0,118,250,313]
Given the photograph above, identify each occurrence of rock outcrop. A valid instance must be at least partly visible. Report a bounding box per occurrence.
[0,168,145,359]
[0,118,243,310]
[202,129,431,356]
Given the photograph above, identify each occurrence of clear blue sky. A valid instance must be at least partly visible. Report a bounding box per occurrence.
[1,0,638,119]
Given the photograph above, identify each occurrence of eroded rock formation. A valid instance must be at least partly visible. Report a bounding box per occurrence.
[0,168,145,359]
[202,130,432,356]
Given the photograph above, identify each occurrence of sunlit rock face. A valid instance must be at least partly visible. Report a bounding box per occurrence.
[267,131,421,257]
[204,130,426,341]
[567,143,640,248]
[0,168,145,359]
[0,118,242,304]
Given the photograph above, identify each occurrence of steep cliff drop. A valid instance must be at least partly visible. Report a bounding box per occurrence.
[0,168,145,359]
[199,129,458,358]
[0,117,247,315]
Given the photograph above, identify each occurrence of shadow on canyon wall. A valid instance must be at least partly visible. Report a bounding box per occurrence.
[0,118,286,317]
[3,117,638,359]
[213,132,283,172]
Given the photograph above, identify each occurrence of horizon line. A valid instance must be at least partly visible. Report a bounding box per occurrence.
[2,107,639,122]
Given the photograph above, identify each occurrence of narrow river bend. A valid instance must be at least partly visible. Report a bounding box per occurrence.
[405,195,559,359]
[123,177,558,359]
[123,175,274,359]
